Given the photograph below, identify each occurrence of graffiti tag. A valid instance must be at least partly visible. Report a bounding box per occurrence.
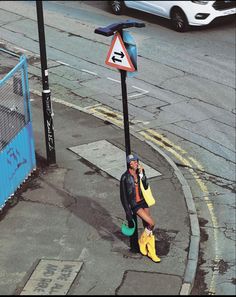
[7,147,27,180]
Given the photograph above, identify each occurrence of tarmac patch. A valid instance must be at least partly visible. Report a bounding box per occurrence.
[69,140,161,180]
[19,259,83,295]
[154,228,178,256]
[116,270,182,295]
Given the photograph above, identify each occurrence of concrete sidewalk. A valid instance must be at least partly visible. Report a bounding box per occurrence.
[0,90,199,295]
[0,47,200,295]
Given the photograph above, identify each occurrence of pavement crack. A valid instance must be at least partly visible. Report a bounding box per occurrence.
[139,54,235,89]
[173,122,235,153]
[159,72,187,87]
[177,161,235,192]
[222,223,236,241]
[20,197,65,208]
[86,282,98,294]
[137,78,197,101]
[139,54,186,74]
[213,118,235,128]
[162,127,235,165]
[195,172,235,193]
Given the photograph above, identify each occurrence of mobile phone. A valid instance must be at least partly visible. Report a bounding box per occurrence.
[137,163,141,173]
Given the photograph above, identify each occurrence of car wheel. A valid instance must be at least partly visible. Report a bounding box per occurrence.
[171,8,189,32]
[110,0,124,15]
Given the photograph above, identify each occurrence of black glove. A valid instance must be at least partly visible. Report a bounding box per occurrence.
[126,213,133,222]
[127,219,135,228]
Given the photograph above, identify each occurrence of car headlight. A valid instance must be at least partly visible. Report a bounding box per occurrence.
[191,0,209,4]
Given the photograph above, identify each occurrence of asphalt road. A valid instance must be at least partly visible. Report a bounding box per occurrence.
[0,1,235,295]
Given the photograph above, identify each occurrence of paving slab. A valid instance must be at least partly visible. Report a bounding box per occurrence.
[20,259,83,295]
[69,139,161,180]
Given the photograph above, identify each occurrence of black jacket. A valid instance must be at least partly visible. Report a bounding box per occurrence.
[120,169,149,221]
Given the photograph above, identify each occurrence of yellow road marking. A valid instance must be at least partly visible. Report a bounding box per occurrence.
[88,106,124,127]
[146,129,188,155]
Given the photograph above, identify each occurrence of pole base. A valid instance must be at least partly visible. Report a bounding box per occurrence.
[130,245,140,254]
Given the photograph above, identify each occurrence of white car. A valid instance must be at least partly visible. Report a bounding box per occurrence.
[109,0,236,32]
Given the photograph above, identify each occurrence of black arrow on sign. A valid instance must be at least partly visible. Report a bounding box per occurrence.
[112,51,125,63]
[114,51,124,58]
[112,56,122,63]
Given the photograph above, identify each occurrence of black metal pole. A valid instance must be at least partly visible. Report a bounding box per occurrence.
[119,31,139,253]
[120,70,139,253]
[36,0,56,165]
[120,69,131,157]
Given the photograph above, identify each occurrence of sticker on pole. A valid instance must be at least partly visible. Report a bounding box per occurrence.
[105,32,135,72]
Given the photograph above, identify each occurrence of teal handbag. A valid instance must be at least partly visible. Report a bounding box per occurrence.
[121,219,136,236]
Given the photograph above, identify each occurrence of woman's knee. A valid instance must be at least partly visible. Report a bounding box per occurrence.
[137,208,155,228]
[148,218,155,229]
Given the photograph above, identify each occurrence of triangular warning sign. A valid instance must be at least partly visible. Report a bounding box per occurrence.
[105,32,135,72]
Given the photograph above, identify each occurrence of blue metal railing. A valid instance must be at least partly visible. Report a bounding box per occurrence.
[0,54,36,209]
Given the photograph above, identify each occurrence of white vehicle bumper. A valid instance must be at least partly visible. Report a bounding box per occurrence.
[188,7,236,26]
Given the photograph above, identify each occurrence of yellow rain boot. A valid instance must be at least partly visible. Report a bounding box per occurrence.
[138,229,151,256]
[146,234,161,263]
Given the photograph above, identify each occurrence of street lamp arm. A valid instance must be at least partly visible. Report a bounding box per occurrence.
[94,20,145,36]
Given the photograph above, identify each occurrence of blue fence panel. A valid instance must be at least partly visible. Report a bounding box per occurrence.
[0,54,36,209]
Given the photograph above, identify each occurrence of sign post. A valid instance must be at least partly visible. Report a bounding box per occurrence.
[95,21,145,253]
[120,69,130,158]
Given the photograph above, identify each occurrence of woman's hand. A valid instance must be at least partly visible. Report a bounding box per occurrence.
[138,163,144,173]
[138,163,144,179]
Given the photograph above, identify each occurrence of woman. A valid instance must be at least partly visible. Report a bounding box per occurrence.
[120,153,160,263]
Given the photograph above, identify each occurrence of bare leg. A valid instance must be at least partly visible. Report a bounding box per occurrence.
[141,208,151,228]
[136,208,155,229]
